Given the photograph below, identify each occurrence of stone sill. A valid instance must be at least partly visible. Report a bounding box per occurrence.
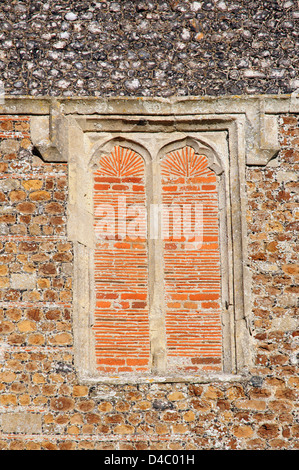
[79,372,249,386]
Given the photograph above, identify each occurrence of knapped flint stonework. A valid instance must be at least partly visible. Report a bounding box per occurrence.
[0,0,298,97]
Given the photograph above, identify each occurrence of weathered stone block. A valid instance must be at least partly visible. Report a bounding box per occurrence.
[0,412,42,434]
[10,273,36,290]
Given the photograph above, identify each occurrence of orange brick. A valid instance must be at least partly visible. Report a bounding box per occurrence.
[114,242,131,249]
[112,184,129,190]
[190,293,219,301]
[121,293,147,300]
[132,185,145,191]
[162,185,178,191]
[94,183,110,190]
[96,301,111,308]
[202,302,220,309]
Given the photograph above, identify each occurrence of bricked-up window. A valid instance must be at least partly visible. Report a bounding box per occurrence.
[161,147,222,373]
[92,145,222,375]
[93,146,150,373]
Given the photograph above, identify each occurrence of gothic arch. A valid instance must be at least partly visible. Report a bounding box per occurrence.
[157,136,224,176]
[89,136,152,171]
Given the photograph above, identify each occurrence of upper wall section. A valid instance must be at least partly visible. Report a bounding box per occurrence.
[0,0,298,97]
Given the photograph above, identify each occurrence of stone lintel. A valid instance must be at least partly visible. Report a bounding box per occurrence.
[0,94,297,165]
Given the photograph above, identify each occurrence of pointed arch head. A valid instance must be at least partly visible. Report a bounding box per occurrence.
[89,136,151,172]
[157,136,224,175]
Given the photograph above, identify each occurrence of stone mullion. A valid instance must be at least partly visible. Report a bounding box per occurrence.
[146,157,167,374]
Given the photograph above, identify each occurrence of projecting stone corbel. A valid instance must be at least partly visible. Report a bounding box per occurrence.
[30,99,68,162]
[245,98,280,166]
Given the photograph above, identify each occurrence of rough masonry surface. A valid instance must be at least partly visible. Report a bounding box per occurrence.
[0,0,298,97]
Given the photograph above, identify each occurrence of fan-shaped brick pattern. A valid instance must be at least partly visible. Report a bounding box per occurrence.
[98,145,144,178]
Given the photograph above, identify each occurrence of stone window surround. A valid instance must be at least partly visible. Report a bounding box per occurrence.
[2,94,298,385]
